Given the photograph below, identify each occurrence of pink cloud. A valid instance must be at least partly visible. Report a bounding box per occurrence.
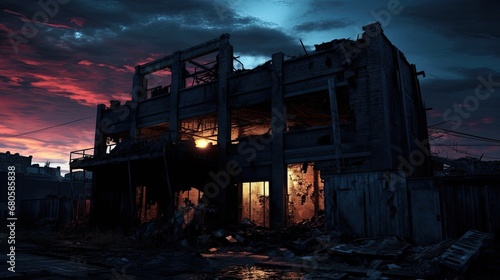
[78,60,94,66]
[4,9,72,29]
[3,9,25,17]
[427,109,442,118]
[0,125,18,135]
[10,76,22,83]
[71,17,85,27]
[30,73,108,106]
[20,17,73,29]
[0,23,15,34]
[481,117,494,124]
[21,59,44,66]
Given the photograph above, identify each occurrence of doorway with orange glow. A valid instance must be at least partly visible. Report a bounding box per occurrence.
[287,163,324,224]
[240,181,269,227]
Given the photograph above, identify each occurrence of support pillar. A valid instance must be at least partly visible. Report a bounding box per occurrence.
[271,52,286,228]
[130,66,144,140]
[169,52,183,141]
[328,79,342,172]
[216,35,233,225]
[89,104,106,226]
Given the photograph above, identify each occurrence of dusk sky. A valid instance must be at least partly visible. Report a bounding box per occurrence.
[1,0,499,174]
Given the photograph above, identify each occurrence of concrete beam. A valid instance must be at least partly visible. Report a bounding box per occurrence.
[139,34,230,76]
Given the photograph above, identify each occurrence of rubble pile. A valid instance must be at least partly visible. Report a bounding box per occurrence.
[130,209,493,279]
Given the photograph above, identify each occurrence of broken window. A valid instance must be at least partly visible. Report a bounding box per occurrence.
[138,123,170,140]
[184,52,219,88]
[180,113,218,148]
[336,88,352,126]
[177,188,203,207]
[285,90,332,130]
[230,102,272,142]
[177,188,203,225]
[144,69,172,100]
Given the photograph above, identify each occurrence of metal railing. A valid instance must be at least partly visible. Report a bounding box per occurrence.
[70,147,95,163]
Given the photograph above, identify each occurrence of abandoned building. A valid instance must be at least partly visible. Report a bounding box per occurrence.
[70,22,438,241]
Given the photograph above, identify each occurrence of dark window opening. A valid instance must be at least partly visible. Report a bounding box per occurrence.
[285,90,332,130]
[231,102,272,142]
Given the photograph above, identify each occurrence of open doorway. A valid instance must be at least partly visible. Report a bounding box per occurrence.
[287,163,324,224]
[240,181,269,227]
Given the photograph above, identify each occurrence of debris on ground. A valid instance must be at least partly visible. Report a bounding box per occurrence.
[16,212,497,279]
[432,230,491,272]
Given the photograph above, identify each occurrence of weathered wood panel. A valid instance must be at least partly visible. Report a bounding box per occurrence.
[437,176,500,243]
[325,171,409,238]
[407,178,442,245]
[336,189,365,236]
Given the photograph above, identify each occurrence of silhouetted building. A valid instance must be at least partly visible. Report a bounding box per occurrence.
[0,152,88,224]
[71,23,434,237]
[0,151,32,174]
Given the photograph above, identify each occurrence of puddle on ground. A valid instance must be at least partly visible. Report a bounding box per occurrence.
[218,266,303,279]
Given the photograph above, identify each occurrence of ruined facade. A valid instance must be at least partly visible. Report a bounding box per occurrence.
[70,23,432,235]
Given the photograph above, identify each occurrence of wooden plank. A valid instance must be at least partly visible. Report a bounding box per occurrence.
[433,230,491,272]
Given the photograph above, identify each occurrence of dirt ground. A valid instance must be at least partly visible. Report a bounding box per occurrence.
[1,221,499,280]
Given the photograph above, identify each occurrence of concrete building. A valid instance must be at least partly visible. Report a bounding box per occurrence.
[70,23,433,234]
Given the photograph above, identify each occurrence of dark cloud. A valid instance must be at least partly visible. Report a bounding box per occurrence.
[293,19,353,32]
[0,0,499,167]
[2,0,299,62]
[304,0,344,14]
[421,67,500,136]
[404,0,500,57]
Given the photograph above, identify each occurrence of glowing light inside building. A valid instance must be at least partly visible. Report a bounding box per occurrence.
[195,138,209,148]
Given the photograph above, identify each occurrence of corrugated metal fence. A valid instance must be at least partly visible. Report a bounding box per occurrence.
[19,198,71,224]
[326,172,499,245]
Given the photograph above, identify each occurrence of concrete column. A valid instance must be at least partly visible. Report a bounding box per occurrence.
[271,52,286,228]
[169,52,183,141]
[93,104,107,157]
[363,23,392,169]
[395,50,412,159]
[328,79,342,172]
[130,66,143,140]
[216,37,233,225]
[90,104,105,227]
[217,37,232,156]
